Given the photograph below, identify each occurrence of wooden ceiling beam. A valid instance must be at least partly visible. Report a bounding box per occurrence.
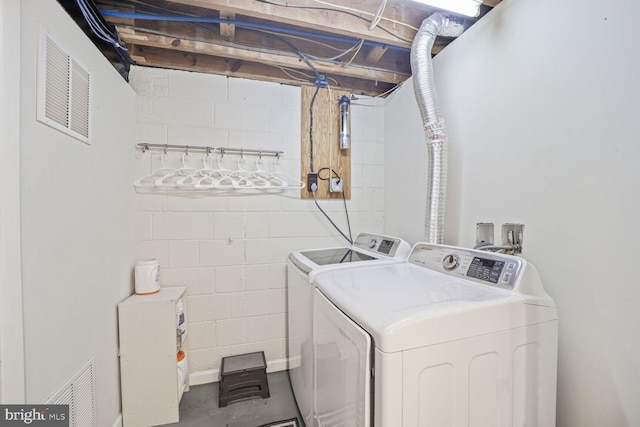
[165,0,416,49]
[365,46,387,64]
[117,26,408,84]
[219,11,235,41]
[129,45,396,96]
[98,0,501,96]
[104,17,412,74]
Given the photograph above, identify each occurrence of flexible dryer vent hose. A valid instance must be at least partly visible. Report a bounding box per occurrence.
[410,13,463,244]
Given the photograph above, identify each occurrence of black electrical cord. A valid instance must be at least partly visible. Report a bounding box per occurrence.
[313,168,353,244]
[273,30,322,174]
[312,191,352,245]
[340,191,353,244]
[308,86,353,245]
[317,167,335,181]
[309,85,320,172]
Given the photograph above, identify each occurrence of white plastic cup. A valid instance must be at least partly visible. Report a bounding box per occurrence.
[134,258,160,295]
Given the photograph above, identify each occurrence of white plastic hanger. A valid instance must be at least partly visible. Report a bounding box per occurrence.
[134,151,175,189]
[254,156,287,189]
[177,152,214,189]
[208,153,237,189]
[272,157,305,189]
[231,155,254,189]
[155,152,197,189]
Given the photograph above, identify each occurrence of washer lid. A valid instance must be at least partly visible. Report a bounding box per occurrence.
[314,263,557,353]
[299,247,376,266]
[289,247,382,276]
[288,232,411,275]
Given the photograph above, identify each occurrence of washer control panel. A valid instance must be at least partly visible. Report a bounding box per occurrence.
[442,254,460,271]
[409,243,523,289]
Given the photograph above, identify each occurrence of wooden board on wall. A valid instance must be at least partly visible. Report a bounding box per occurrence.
[301,86,351,199]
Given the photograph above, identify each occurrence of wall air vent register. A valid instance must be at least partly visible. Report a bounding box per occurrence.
[37,29,91,143]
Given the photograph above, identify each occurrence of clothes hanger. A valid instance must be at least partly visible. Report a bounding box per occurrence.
[155,151,197,189]
[179,152,215,190]
[209,152,237,189]
[231,153,254,189]
[134,150,175,190]
[272,156,305,189]
[253,156,287,189]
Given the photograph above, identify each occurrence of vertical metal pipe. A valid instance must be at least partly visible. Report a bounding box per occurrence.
[339,95,351,150]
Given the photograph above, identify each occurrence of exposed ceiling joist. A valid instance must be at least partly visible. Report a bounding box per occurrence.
[90,0,502,95]
[130,44,396,96]
[218,11,235,40]
[365,45,388,64]
[119,26,407,84]
[166,0,417,49]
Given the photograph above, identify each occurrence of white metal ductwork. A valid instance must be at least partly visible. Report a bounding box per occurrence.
[410,13,463,244]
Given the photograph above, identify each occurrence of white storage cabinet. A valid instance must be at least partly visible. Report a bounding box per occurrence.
[118,287,188,427]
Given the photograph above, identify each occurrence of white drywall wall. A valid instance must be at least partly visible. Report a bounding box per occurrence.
[0,0,26,403]
[384,0,640,425]
[19,1,136,424]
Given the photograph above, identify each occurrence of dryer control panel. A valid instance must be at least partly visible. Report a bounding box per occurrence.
[353,233,407,257]
[409,243,523,290]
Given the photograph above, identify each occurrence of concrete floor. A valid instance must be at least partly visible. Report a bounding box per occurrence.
[168,371,302,427]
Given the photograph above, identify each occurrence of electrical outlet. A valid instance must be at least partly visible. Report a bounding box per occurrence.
[307,173,318,192]
[329,177,343,193]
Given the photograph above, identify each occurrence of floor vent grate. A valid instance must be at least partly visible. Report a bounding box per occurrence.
[46,358,96,427]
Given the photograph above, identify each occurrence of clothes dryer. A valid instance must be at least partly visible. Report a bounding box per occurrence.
[312,243,558,427]
[287,233,410,427]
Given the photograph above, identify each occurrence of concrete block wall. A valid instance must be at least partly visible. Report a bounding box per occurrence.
[130,66,386,384]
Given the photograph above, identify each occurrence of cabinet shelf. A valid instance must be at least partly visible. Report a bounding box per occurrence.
[118,287,188,427]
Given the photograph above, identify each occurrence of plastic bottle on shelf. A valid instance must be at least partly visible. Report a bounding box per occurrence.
[176,299,186,351]
[177,350,188,398]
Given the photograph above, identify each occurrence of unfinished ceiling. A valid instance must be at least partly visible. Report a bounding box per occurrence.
[89,0,501,96]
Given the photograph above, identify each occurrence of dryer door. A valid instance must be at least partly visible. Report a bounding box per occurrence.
[314,290,372,427]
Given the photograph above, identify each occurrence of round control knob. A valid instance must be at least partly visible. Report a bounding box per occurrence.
[442,254,460,271]
[368,239,377,249]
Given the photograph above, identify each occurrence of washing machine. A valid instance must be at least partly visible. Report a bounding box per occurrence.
[287,233,411,427]
[312,242,558,427]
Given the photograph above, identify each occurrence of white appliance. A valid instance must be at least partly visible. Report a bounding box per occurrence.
[287,233,411,427]
[312,242,558,427]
